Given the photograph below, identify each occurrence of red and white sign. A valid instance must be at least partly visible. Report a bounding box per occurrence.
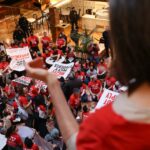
[48,62,74,79]
[13,76,47,89]
[95,89,119,109]
[6,47,32,71]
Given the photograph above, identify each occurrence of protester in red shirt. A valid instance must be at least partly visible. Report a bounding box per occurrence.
[4,83,16,104]
[24,137,39,150]
[105,76,116,90]
[51,48,63,61]
[88,76,102,96]
[69,88,81,116]
[18,86,33,117]
[75,71,85,81]
[56,34,66,52]
[20,38,29,48]
[41,32,51,53]
[82,105,90,121]
[28,33,39,52]
[6,125,23,149]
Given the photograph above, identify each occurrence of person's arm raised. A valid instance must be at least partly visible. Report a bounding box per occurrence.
[25,58,79,143]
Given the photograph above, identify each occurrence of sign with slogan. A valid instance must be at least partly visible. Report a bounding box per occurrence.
[6,47,32,71]
[13,76,47,89]
[46,55,65,65]
[95,89,119,109]
[0,134,7,149]
[48,62,74,79]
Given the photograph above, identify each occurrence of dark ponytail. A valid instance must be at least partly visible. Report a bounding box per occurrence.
[6,125,16,138]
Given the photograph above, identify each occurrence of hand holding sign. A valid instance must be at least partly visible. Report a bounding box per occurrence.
[26,58,58,87]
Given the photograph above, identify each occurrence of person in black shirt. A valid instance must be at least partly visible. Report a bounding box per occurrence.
[13,26,25,43]
[18,14,30,38]
[102,27,111,58]
[69,7,79,31]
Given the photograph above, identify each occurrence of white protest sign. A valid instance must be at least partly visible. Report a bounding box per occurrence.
[46,55,65,65]
[96,89,119,109]
[13,76,47,89]
[13,76,32,86]
[48,62,74,79]
[6,47,32,71]
[0,134,7,149]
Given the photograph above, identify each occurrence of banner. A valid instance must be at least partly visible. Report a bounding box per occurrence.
[13,76,32,86]
[13,76,47,89]
[6,47,32,71]
[45,55,65,65]
[0,134,7,149]
[95,89,119,109]
[48,62,74,79]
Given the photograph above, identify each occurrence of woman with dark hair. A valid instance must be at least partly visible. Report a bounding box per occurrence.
[26,0,150,149]
[24,137,39,150]
[6,125,23,150]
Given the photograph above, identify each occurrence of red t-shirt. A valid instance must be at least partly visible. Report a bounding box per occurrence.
[20,43,29,48]
[4,85,15,99]
[41,36,51,48]
[88,80,102,94]
[53,49,63,56]
[75,72,85,81]
[23,144,39,150]
[19,96,28,107]
[56,38,65,48]
[0,61,9,70]
[28,36,39,47]
[7,133,23,147]
[77,103,150,150]
[12,101,18,109]
[69,94,80,108]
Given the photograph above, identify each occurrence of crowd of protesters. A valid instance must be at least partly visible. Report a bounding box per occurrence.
[0,16,123,149]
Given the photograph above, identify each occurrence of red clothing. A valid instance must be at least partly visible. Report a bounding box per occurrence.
[12,101,18,109]
[88,80,102,94]
[69,94,80,108]
[82,112,90,121]
[19,96,28,107]
[56,38,65,48]
[52,49,63,56]
[20,43,29,48]
[11,45,18,48]
[77,103,150,150]
[75,72,85,81]
[4,85,15,99]
[24,144,39,150]
[41,36,51,48]
[0,61,9,70]
[7,133,23,148]
[67,51,75,58]
[28,36,39,47]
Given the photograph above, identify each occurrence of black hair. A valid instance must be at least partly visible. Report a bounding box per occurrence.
[83,105,88,113]
[109,0,150,93]
[24,137,33,148]
[6,125,16,138]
